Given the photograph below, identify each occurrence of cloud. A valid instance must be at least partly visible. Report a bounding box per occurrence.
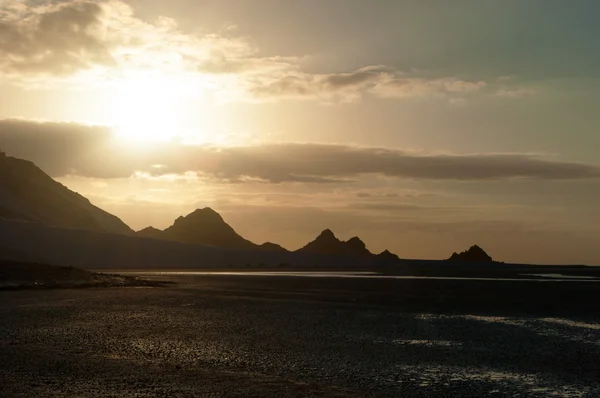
[197,55,296,75]
[246,65,387,101]
[2,119,600,182]
[356,192,401,199]
[0,1,113,75]
[245,66,488,102]
[371,78,487,99]
[495,87,537,98]
[0,1,527,103]
[0,118,126,177]
[0,0,261,84]
[185,144,600,182]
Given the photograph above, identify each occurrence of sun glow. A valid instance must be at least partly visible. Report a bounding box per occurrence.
[106,70,244,146]
[111,74,190,142]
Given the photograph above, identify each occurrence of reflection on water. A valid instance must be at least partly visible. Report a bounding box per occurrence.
[392,339,460,347]
[118,271,600,283]
[402,313,600,396]
[524,273,598,279]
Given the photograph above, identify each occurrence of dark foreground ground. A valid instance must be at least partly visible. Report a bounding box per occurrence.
[2,273,600,397]
[0,260,170,290]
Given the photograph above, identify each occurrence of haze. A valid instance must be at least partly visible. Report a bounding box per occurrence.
[1,0,599,264]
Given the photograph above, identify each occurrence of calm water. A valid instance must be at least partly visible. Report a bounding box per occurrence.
[116,271,600,283]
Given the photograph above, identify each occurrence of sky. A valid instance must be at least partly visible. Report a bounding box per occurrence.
[1,0,600,264]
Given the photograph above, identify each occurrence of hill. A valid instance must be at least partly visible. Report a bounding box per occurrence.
[376,249,401,264]
[448,245,494,263]
[296,229,372,257]
[162,208,255,248]
[0,155,132,234]
[145,207,287,252]
[136,226,164,239]
[0,154,402,267]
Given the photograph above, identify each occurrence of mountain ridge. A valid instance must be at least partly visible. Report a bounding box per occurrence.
[0,155,132,235]
[1,154,497,265]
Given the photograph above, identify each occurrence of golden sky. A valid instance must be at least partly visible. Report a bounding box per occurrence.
[1,0,600,264]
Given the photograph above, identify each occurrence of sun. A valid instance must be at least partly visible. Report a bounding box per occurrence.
[111,74,186,142]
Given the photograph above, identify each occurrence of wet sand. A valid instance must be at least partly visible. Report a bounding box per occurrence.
[2,272,600,397]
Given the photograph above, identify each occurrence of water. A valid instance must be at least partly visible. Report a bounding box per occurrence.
[117,271,600,282]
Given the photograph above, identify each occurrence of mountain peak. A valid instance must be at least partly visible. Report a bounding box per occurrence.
[188,207,223,220]
[136,226,164,239]
[164,207,258,249]
[173,207,224,227]
[376,249,400,264]
[346,236,366,250]
[195,207,219,215]
[297,229,371,256]
[259,242,288,252]
[448,244,494,263]
[139,226,161,232]
[317,228,338,240]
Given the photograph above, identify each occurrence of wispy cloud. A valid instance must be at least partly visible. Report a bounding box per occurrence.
[495,87,537,98]
[371,77,487,98]
[244,65,489,102]
[246,65,393,102]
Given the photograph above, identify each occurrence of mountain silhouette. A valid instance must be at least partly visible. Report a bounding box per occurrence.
[448,245,494,263]
[136,226,164,239]
[161,208,255,249]
[376,249,400,262]
[0,155,132,234]
[0,154,394,263]
[258,242,288,252]
[155,208,287,251]
[296,229,372,257]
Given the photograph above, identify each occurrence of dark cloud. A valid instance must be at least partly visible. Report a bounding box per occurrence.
[1,119,599,182]
[321,66,393,88]
[0,1,114,75]
[249,66,394,100]
[0,119,125,177]
[193,144,600,182]
[248,66,490,101]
